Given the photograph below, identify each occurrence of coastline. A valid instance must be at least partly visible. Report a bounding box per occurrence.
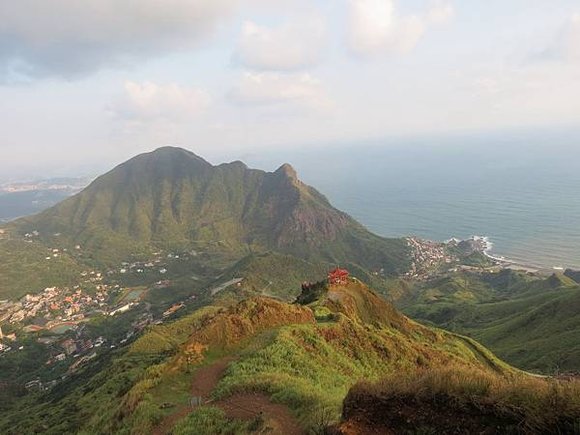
[478,239,556,275]
[483,252,547,274]
[457,235,560,275]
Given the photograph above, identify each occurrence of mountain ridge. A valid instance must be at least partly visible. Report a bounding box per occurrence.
[0,278,522,434]
[5,146,410,279]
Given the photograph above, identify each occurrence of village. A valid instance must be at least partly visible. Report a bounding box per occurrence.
[1,282,112,328]
[0,229,204,330]
[0,229,235,394]
[404,236,456,279]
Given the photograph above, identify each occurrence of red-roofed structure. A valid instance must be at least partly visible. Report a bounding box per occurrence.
[328,268,349,286]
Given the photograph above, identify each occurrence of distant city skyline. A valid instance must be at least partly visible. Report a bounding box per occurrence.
[1,0,579,176]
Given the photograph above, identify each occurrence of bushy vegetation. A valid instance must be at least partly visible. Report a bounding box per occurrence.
[204,282,512,432]
[223,252,328,300]
[295,280,328,305]
[342,367,580,434]
[460,251,496,267]
[0,307,221,434]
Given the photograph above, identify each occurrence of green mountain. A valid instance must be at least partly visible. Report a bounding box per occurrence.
[0,147,409,299]
[400,269,580,372]
[0,279,520,434]
[15,147,410,268]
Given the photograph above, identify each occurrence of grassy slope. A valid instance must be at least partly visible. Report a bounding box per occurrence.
[0,147,410,300]
[0,281,513,434]
[0,237,83,299]
[402,270,580,372]
[338,366,580,434]
[0,306,220,435]
[152,282,515,433]
[219,252,329,300]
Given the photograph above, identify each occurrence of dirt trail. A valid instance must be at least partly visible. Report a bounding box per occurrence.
[152,357,234,435]
[215,392,304,435]
[191,356,234,397]
[153,356,304,434]
[152,406,190,435]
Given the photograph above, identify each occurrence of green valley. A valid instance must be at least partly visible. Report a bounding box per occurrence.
[398,268,580,373]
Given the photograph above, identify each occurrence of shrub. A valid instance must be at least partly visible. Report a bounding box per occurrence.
[347,367,580,434]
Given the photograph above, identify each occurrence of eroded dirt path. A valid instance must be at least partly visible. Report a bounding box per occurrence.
[191,356,235,397]
[153,356,304,434]
[152,406,190,435]
[215,391,304,435]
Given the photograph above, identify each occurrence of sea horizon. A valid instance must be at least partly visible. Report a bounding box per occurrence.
[246,136,580,271]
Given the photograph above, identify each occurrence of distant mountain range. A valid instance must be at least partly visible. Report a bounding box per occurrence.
[0,177,91,194]
[0,177,91,223]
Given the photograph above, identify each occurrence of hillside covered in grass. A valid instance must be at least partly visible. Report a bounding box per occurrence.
[333,366,580,434]
[0,237,84,300]
[9,147,410,269]
[0,279,516,434]
[0,147,410,300]
[400,269,580,373]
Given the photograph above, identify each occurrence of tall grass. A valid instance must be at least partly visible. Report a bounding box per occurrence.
[171,407,258,435]
[352,367,580,433]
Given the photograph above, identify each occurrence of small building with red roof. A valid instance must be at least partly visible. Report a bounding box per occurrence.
[328,268,349,286]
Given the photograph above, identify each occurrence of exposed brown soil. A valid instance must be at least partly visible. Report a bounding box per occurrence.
[152,357,234,435]
[152,406,190,435]
[191,356,235,398]
[329,419,394,435]
[215,392,304,435]
[153,356,304,434]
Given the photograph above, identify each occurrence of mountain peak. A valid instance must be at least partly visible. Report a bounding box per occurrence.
[13,148,410,274]
[148,146,211,163]
[275,163,298,179]
[150,145,193,154]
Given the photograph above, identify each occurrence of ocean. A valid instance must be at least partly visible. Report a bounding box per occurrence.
[245,132,580,270]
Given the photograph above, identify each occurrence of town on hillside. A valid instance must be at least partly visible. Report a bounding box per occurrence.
[0,229,248,392]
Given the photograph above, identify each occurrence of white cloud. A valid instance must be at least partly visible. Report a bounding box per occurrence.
[427,0,455,26]
[0,0,237,80]
[561,13,580,60]
[228,72,330,112]
[347,0,454,57]
[532,13,580,63]
[235,17,326,71]
[111,81,211,122]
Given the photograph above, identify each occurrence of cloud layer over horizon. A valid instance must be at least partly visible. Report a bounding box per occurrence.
[0,0,237,80]
[0,0,579,173]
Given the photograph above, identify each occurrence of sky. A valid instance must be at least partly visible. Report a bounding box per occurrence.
[1,0,579,179]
